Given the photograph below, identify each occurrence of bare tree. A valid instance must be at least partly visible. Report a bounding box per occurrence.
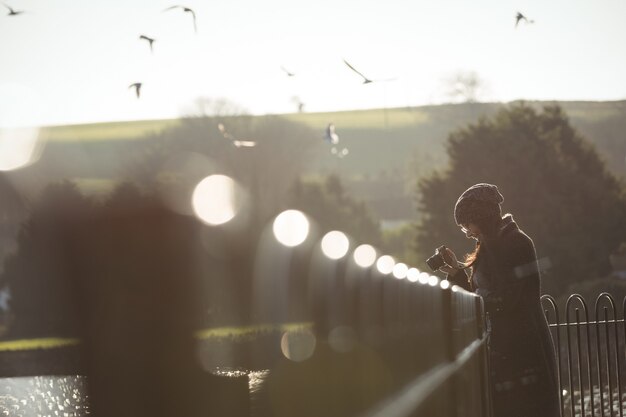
[443,71,487,103]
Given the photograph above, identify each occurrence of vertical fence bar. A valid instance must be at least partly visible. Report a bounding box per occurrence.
[542,295,564,417]
[578,296,594,417]
[601,293,624,417]
[565,294,594,417]
[605,306,615,417]
[566,302,576,417]
[596,293,620,417]
[622,296,626,417]
[575,308,585,417]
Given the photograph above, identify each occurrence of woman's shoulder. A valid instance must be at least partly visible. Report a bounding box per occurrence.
[496,215,535,253]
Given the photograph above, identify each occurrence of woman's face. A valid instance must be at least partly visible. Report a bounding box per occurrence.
[461,223,483,241]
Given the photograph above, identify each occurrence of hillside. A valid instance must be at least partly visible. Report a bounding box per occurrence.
[30,100,626,224]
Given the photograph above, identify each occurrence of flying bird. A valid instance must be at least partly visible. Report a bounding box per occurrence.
[343,59,397,84]
[324,123,339,145]
[163,5,197,33]
[129,83,142,98]
[217,123,256,148]
[139,35,156,53]
[4,3,24,16]
[343,59,373,84]
[515,12,534,28]
[281,66,295,77]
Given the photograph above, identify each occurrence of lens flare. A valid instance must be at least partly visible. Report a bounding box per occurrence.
[392,262,408,279]
[280,330,316,362]
[418,272,430,284]
[407,268,420,282]
[273,210,310,247]
[428,276,439,287]
[328,326,357,353]
[321,230,349,259]
[0,127,41,171]
[192,175,239,225]
[376,255,395,275]
[0,84,45,171]
[353,244,376,268]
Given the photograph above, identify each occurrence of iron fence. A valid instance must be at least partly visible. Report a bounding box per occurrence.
[542,293,626,417]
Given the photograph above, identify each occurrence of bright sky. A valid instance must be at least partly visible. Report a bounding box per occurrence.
[1,0,625,127]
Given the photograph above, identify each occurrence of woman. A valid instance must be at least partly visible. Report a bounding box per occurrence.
[438,183,560,417]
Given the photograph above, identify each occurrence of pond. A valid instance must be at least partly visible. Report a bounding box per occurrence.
[0,376,89,416]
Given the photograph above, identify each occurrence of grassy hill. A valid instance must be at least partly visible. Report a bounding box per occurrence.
[30,100,626,223]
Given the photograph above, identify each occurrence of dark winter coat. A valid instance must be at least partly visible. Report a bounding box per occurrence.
[448,214,561,417]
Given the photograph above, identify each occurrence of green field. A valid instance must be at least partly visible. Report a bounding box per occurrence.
[41,118,182,142]
[25,100,626,221]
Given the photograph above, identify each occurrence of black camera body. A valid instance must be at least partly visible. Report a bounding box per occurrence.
[426,248,446,271]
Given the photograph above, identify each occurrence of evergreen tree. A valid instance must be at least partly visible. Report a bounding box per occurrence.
[3,181,94,338]
[415,104,626,294]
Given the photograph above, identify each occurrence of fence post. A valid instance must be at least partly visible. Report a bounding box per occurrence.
[475,295,492,417]
[442,286,458,417]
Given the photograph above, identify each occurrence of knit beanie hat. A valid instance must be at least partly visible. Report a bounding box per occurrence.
[454,183,504,225]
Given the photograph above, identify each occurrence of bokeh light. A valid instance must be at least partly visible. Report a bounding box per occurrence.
[418,272,430,284]
[328,326,357,353]
[280,330,316,362]
[407,268,420,282]
[392,262,408,279]
[440,279,450,290]
[428,276,439,287]
[273,210,310,247]
[321,230,349,259]
[192,174,239,225]
[353,244,377,268]
[376,255,395,275]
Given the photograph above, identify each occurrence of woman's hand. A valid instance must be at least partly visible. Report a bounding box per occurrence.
[436,245,461,275]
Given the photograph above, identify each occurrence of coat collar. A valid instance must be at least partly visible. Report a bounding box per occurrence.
[498,213,518,237]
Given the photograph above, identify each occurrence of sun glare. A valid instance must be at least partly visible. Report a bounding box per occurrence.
[321,230,350,259]
[192,174,239,225]
[0,127,41,171]
[273,210,310,247]
[392,262,408,279]
[376,255,395,275]
[353,244,377,268]
[407,268,420,282]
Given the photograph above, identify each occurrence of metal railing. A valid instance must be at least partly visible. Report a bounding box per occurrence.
[542,293,626,417]
[200,215,492,417]
[0,205,492,417]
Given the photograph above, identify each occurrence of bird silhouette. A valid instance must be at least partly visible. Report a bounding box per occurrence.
[217,123,256,148]
[281,66,295,77]
[128,83,142,99]
[325,123,339,145]
[4,3,24,16]
[139,35,156,53]
[343,59,373,84]
[163,5,197,34]
[343,59,397,84]
[515,12,534,28]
